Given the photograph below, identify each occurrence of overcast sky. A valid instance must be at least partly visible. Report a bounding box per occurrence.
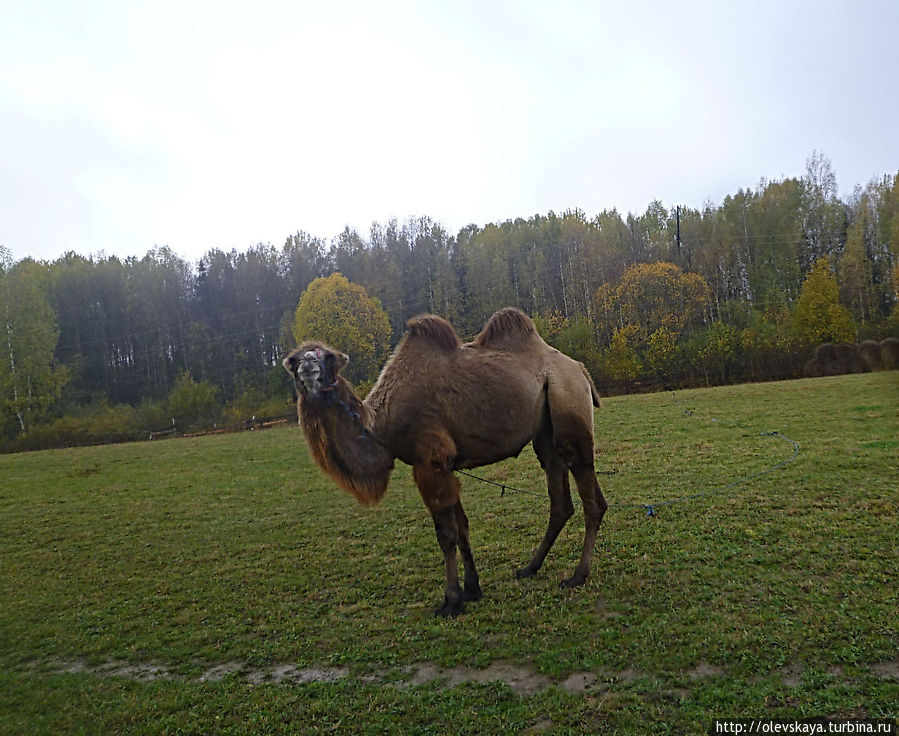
[3,0,898,264]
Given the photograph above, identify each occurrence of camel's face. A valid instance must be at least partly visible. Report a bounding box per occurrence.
[283,349,323,394]
[283,344,349,397]
[298,350,322,392]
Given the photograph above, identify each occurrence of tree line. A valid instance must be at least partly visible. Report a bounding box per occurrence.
[2,153,897,449]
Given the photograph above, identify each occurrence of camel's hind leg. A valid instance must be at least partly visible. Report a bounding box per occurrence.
[515,425,575,580]
[544,373,607,588]
[561,461,607,588]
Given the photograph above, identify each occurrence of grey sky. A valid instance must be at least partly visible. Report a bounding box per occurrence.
[2,0,898,263]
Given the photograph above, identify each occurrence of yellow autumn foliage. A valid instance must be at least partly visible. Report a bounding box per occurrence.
[293,273,392,385]
[595,262,710,339]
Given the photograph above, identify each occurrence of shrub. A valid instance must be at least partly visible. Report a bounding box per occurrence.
[644,327,680,380]
[7,402,147,452]
[603,325,643,381]
[222,389,294,426]
[167,372,220,428]
[536,311,603,382]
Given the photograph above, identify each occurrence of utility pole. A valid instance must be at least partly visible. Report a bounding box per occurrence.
[676,206,681,254]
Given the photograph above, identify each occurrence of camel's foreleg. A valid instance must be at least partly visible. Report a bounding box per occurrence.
[414,455,479,617]
[429,503,465,617]
[454,500,482,602]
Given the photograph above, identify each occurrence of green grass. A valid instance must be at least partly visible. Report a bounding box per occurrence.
[1,373,897,734]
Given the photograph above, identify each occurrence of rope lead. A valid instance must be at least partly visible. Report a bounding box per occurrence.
[457,397,801,517]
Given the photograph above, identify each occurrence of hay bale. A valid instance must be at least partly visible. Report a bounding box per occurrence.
[811,342,867,375]
[814,343,842,376]
[804,357,823,377]
[880,337,899,370]
[858,340,884,371]
[834,343,867,374]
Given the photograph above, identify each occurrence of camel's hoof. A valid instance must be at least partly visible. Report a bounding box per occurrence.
[514,565,538,580]
[560,574,587,589]
[461,584,483,602]
[434,597,466,618]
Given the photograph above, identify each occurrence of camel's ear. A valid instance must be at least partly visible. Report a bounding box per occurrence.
[326,351,349,375]
[283,353,300,378]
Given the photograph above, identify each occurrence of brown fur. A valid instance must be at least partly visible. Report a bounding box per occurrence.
[284,307,607,616]
[470,306,537,349]
[299,392,393,506]
[291,341,394,506]
[405,314,463,351]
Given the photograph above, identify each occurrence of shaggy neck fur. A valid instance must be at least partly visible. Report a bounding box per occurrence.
[299,378,394,506]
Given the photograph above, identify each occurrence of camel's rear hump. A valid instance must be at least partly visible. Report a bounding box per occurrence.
[470,307,537,350]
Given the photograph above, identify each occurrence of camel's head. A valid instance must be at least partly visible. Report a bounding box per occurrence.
[283,343,349,398]
[282,342,393,506]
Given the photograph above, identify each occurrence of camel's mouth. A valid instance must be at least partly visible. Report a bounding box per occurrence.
[300,369,320,392]
[299,352,322,391]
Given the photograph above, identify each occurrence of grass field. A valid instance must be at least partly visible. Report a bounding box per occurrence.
[1,372,897,734]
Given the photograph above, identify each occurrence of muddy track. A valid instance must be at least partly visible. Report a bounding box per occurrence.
[26,656,899,697]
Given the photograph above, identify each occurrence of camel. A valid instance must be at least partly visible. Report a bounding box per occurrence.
[283,307,607,616]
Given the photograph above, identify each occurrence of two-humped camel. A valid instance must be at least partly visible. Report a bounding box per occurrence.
[283,307,607,616]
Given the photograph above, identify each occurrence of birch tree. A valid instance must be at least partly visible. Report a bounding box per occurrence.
[1,249,68,432]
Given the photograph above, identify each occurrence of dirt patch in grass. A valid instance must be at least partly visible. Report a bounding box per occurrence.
[778,662,804,687]
[405,661,553,696]
[53,659,173,682]
[198,661,244,682]
[686,662,726,680]
[251,664,350,685]
[870,658,899,681]
[39,655,899,695]
[41,657,642,696]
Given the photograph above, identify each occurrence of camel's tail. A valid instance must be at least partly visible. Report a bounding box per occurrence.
[582,364,601,407]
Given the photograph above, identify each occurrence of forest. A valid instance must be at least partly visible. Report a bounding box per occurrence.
[2,153,898,451]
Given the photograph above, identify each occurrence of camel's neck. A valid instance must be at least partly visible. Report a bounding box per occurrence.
[300,383,394,506]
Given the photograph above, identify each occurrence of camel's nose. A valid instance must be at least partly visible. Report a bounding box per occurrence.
[299,351,321,381]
